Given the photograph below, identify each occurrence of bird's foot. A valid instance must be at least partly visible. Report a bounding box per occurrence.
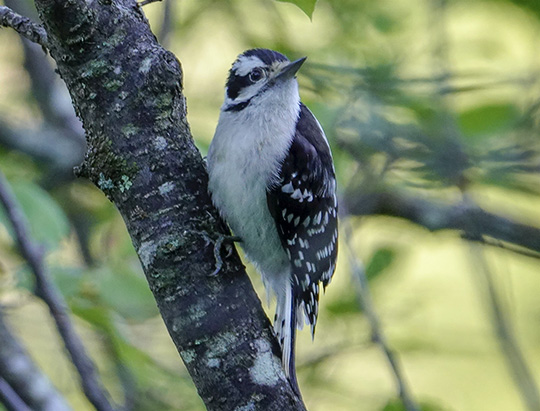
[200,232,241,276]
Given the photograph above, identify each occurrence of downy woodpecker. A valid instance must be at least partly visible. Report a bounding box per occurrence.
[207,49,338,394]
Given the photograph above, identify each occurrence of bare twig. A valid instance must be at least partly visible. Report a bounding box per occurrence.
[158,0,174,49]
[468,242,540,411]
[0,6,47,49]
[346,187,540,256]
[0,119,84,178]
[0,171,114,411]
[0,378,31,411]
[0,309,71,411]
[462,235,540,260]
[101,331,137,411]
[343,220,420,411]
[138,0,163,7]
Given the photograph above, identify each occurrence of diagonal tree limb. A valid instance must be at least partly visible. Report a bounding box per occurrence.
[0,171,115,411]
[0,6,47,49]
[31,0,305,408]
[0,378,31,411]
[0,308,72,411]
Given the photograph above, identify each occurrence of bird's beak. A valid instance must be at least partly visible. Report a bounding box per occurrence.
[276,57,307,81]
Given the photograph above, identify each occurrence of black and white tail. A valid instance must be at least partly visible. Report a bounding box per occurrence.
[274,285,301,395]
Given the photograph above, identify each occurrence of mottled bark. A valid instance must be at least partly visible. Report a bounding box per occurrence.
[32,0,304,409]
[0,5,47,48]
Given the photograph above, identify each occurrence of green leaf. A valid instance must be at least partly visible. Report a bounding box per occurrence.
[325,288,361,315]
[458,103,519,139]
[382,397,449,411]
[382,398,407,411]
[15,265,83,302]
[0,181,70,250]
[96,267,158,321]
[276,0,318,19]
[71,303,113,331]
[365,247,396,281]
[508,0,540,20]
[50,266,85,298]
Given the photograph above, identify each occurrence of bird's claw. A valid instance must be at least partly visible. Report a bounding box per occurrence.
[201,233,241,276]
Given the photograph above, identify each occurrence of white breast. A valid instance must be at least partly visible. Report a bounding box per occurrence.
[207,80,300,294]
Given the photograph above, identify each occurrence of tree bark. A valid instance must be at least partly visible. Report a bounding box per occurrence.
[32,0,305,409]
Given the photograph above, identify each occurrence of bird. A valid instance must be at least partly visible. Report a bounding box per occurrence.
[207,48,338,395]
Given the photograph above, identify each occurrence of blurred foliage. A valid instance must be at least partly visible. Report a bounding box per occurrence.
[382,397,449,411]
[365,247,398,282]
[304,61,540,194]
[1,0,540,410]
[277,0,318,19]
[0,181,69,249]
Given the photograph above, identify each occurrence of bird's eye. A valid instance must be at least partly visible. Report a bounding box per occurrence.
[249,68,265,83]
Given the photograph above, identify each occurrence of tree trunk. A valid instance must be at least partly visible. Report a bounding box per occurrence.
[32,0,305,409]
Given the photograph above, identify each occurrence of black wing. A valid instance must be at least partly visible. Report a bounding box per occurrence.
[267,103,338,332]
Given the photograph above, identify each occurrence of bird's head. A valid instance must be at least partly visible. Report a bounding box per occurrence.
[222,48,306,113]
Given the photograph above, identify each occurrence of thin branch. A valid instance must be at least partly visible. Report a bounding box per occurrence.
[158,0,174,49]
[103,336,137,411]
[0,378,31,411]
[0,118,84,177]
[346,187,540,255]
[462,235,540,260]
[343,220,420,411]
[138,0,163,6]
[0,308,71,411]
[0,171,115,411]
[468,242,540,410]
[0,6,47,49]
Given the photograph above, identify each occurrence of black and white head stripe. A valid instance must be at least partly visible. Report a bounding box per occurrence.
[241,49,289,66]
[267,103,338,336]
[224,49,291,111]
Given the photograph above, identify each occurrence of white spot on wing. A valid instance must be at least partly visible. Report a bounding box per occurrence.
[291,188,302,200]
[281,182,294,193]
